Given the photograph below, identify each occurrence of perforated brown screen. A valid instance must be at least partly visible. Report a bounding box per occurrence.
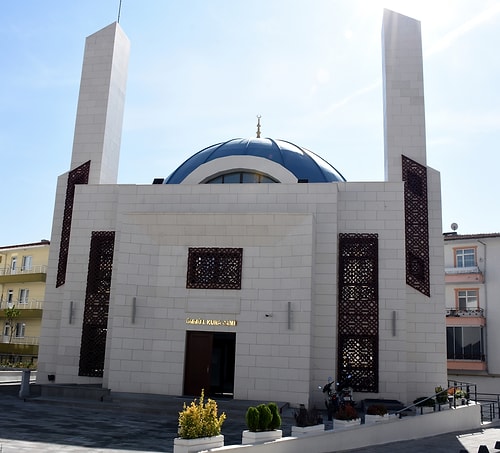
[402,155,430,297]
[56,161,91,288]
[338,233,378,392]
[187,248,243,289]
[79,231,115,377]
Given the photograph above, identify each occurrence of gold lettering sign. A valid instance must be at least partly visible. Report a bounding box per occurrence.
[185,318,237,327]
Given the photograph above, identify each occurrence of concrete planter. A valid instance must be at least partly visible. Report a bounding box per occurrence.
[334,418,360,429]
[291,424,325,436]
[173,434,224,453]
[242,430,282,444]
[364,414,389,424]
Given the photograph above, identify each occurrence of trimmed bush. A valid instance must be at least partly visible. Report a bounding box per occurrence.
[267,402,282,430]
[257,404,272,430]
[245,406,260,432]
[246,402,282,431]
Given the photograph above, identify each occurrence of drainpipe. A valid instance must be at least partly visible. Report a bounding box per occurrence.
[477,239,487,374]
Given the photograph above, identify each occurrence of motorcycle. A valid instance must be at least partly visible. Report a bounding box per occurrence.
[321,375,355,421]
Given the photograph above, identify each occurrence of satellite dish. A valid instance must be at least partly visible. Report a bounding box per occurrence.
[451,223,458,231]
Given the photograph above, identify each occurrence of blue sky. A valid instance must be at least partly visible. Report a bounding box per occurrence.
[1,1,499,245]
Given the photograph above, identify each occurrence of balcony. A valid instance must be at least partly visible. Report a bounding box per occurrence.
[0,265,47,284]
[445,266,484,283]
[0,301,44,320]
[446,307,484,318]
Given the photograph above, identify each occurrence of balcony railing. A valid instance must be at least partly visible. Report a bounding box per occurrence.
[446,307,484,317]
[0,300,44,310]
[0,265,47,276]
[6,336,39,346]
[445,266,481,275]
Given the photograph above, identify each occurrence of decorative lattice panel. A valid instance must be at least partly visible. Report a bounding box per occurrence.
[338,233,378,393]
[56,161,91,288]
[187,248,243,289]
[79,231,115,377]
[402,155,430,297]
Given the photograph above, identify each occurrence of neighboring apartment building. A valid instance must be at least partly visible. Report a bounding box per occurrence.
[444,232,500,393]
[0,240,49,363]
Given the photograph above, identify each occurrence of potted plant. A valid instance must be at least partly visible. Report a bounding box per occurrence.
[242,402,282,444]
[292,404,324,436]
[413,396,435,414]
[453,389,468,405]
[435,386,449,408]
[334,404,360,429]
[173,389,226,453]
[364,404,389,424]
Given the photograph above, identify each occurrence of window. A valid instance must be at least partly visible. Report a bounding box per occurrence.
[11,256,17,273]
[15,322,25,338]
[456,289,478,310]
[447,326,484,360]
[187,247,243,289]
[21,255,32,271]
[19,289,29,304]
[206,171,277,184]
[7,290,13,303]
[455,248,476,268]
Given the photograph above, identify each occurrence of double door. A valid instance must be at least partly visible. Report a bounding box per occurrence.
[183,331,235,397]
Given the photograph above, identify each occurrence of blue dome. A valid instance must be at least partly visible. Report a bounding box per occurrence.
[164,138,346,184]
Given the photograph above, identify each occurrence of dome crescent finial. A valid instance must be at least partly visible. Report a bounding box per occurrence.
[256,115,261,138]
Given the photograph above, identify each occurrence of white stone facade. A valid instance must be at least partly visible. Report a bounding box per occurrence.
[38,11,447,408]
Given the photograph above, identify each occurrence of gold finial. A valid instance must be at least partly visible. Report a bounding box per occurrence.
[256,115,261,138]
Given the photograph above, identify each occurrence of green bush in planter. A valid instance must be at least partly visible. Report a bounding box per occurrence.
[257,404,273,430]
[245,406,260,432]
[435,386,448,404]
[267,402,282,430]
[245,402,282,431]
[413,396,435,408]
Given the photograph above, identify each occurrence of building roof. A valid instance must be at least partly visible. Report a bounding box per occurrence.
[0,240,50,250]
[443,233,500,241]
[164,137,346,184]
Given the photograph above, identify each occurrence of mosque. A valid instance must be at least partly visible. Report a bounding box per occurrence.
[37,9,447,408]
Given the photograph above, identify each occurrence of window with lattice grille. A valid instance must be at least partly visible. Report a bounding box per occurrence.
[338,233,378,393]
[402,155,430,297]
[187,248,242,289]
[79,231,115,377]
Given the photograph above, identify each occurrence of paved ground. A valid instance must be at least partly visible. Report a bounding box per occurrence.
[0,383,499,453]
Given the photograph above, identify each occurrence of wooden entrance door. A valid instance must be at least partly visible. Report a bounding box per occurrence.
[183,331,213,396]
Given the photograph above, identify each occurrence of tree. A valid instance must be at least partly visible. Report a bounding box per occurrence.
[4,305,21,344]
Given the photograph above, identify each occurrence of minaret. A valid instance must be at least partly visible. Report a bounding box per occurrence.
[70,22,130,184]
[382,9,426,182]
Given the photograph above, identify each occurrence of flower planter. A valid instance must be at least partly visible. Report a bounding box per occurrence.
[334,419,360,429]
[364,414,389,424]
[242,429,283,445]
[173,434,224,453]
[291,424,325,436]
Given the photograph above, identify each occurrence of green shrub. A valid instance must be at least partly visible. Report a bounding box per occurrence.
[413,396,435,408]
[257,404,272,430]
[245,406,260,432]
[246,402,282,431]
[267,402,282,430]
[178,389,226,439]
[435,386,448,404]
